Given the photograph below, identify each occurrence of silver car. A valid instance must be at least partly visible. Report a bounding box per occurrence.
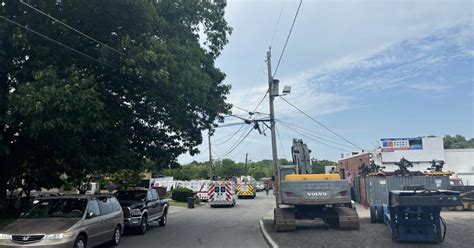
[0,194,124,248]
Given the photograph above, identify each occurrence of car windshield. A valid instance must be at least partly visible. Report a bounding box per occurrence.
[23,198,87,219]
[116,191,147,201]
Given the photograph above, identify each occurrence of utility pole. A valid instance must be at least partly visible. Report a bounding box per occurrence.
[208,128,213,180]
[245,153,249,174]
[267,48,280,207]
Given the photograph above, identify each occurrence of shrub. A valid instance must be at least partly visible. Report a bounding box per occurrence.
[171,188,193,202]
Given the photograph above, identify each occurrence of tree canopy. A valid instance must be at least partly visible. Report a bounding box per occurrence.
[443,135,474,149]
[0,0,232,203]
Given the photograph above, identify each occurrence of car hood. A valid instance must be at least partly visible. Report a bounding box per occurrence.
[2,218,79,235]
[119,200,144,208]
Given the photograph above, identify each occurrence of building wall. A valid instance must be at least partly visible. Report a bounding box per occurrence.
[380,137,445,172]
[338,153,370,178]
[445,148,474,185]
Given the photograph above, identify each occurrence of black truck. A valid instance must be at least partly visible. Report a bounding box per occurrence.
[115,188,169,235]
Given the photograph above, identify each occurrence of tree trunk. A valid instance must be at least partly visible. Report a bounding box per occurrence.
[0,171,7,211]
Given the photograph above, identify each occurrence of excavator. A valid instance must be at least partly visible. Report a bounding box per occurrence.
[274,138,360,231]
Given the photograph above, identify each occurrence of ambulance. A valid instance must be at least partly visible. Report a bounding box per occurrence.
[195,180,211,201]
[208,180,236,207]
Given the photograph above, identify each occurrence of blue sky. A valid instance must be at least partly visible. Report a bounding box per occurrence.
[178,0,473,164]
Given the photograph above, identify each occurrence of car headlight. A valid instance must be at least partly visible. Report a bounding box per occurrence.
[131,208,142,217]
[0,234,12,240]
[43,231,75,240]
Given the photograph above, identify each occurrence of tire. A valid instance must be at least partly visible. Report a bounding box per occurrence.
[110,226,121,246]
[138,215,148,235]
[159,210,168,227]
[73,235,87,248]
[370,206,376,223]
[375,205,384,223]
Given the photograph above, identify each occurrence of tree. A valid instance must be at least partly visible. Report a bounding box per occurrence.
[0,0,232,203]
[311,159,337,174]
[443,135,474,149]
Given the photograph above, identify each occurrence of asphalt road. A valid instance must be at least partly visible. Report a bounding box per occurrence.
[108,191,275,248]
[264,205,474,248]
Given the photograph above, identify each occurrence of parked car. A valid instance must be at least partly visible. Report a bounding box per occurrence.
[115,189,169,235]
[0,194,124,248]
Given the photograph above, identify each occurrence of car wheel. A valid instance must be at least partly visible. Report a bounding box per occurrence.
[74,235,87,248]
[159,211,168,227]
[110,226,121,246]
[138,215,148,235]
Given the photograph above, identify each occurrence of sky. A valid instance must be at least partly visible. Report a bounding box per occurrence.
[178,0,474,164]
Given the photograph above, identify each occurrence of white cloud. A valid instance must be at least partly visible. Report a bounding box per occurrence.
[407,83,452,92]
[179,1,474,164]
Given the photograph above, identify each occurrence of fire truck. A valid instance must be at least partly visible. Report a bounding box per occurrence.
[208,180,236,207]
[236,175,256,199]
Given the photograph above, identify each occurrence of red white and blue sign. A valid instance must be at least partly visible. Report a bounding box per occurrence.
[381,137,423,152]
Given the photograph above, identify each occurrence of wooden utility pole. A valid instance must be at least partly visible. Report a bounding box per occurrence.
[245,153,249,174]
[208,128,213,180]
[267,48,280,207]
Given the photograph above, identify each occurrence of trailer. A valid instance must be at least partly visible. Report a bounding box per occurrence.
[208,180,236,207]
[381,189,462,243]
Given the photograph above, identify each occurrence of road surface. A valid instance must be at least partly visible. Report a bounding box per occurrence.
[108,191,275,248]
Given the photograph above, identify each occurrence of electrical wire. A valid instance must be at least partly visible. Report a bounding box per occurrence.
[213,125,247,146]
[276,119,360,149]
[279,122,347,151]
[0,15,114,68]
[276,125,288,159]
[279,96,364,150]
[232,104,252,115]
[218,126,254,159]
[269,0,286,47]
[252,91,269,114]
[20,0,124,56]
[273,0,302,78]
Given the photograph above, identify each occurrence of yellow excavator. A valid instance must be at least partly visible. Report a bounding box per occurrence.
[273,139,360,231]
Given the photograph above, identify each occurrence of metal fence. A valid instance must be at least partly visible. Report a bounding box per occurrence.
[364,175,450,206]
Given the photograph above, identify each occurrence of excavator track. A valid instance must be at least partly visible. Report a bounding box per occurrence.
[274,208,296,232]
[325,207,360,230]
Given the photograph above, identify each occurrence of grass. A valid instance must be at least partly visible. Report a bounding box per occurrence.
[0,217,15,230]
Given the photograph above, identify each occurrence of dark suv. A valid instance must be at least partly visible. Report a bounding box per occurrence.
[0,194,124,248]
[115,189,169,235]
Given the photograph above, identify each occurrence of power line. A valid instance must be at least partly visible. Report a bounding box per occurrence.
[252,91,269,113]
[20,0,124,56]
[273,0,302,78]
[279,122,347,151]
[218,126,254,159]
[276,125,288,159]
[270,0,286,47]
[276,119,360,149]
[213,124,246,146]
[232,104,252,114]
[0,15,114,68]
[279,96,364,150]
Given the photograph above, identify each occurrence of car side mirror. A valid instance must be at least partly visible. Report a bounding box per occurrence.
[87,211,96,219]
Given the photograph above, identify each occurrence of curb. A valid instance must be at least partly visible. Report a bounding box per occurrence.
[259,219,279,248]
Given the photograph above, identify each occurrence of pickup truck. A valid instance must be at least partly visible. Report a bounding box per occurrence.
[115,189,169,235]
